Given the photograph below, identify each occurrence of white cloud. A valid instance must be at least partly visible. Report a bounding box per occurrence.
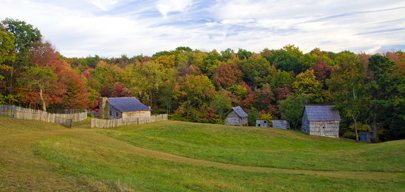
[156,0,193,18]
[0,0,404,57]
[90,0,119,11]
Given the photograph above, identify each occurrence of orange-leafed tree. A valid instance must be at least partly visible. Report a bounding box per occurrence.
[59,70,90,109]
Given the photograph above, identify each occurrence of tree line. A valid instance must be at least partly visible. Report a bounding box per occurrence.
[1,18,405,142]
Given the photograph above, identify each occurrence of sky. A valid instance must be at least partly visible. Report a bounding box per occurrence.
[1,0,405,58]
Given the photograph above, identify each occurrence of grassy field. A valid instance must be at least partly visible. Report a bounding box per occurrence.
[0,116,404,191]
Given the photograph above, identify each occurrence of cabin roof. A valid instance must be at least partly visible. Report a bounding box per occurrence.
[225,106,248,118]
[304,105,340,121]
[107,97,151,112]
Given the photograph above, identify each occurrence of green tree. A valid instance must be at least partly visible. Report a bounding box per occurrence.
[237,55,271,88]
[247,107,259,126]
[367,55,405,139]
[237,48,251,59]
[18,66,57,111]
[328,53,367,141]
[128,60,164,108]
[263,49,302,74]
[283,44,303,58]
[270,70,293,91]
[0,25,16,64]
[278,94,312,129]
[176,74,215,119]
[1,18,42,94]
[211,92,232,122]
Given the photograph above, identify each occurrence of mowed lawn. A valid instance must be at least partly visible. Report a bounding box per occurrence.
[101,121,405,172]
[0,116,404,191]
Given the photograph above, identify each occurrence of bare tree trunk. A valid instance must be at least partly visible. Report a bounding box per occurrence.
[372,104,377,138]
[39,88,46,111]
[352,115,359,141]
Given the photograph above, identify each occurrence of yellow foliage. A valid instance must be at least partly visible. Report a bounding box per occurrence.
[259,113,273,126]
[292,70,320,95]
[191,52,208,69]
[156,55,175,68]
[349,122,371,132]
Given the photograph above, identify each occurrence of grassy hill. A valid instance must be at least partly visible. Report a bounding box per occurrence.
[0,116,404,191]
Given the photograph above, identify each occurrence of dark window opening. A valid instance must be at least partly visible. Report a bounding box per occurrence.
[116,112,118,117]
[110,110,112,116]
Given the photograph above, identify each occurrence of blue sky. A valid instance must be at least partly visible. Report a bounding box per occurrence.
[1,0,404,57]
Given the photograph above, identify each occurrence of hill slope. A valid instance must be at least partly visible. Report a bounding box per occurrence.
[0,116,404,191]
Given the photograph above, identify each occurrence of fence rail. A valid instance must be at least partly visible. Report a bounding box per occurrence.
[91,114,168,128]
[0,105,87,126]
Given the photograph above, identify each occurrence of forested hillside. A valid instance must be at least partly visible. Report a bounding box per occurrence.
[1,18,405,141]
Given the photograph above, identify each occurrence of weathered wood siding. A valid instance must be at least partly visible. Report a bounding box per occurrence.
[122,111,150,120]
[108,104,122,119]
[256,119,270,127]
[301,110,310,134]
[302,109,339,138]
[241,117,248,126]
[273,120,290,129]
[91,114,168,128]
[225,111,242,126]
[308,121,339,138]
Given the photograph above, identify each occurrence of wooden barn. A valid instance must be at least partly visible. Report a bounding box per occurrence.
[301,105,340,138]
[224,106,248,126]
[256,119,270,127]
[99,97,151,120]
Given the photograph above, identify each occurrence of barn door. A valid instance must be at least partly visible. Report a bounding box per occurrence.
[320,123,325,136]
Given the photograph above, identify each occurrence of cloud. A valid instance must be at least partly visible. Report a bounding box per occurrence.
[156,0,194,18]
[90,0,119,11]
[0,0,404,57]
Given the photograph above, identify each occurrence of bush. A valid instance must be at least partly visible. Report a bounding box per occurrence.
[87,111,94,117]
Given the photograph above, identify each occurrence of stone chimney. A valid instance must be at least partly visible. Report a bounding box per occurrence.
[99,97,109,119]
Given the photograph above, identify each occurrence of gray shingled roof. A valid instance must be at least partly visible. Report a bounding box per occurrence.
[304,105,340,121]
[107,97,151,112]
[231,106,248,118]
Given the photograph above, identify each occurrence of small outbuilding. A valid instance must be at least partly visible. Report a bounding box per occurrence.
[301,105,340,138]
[99,97,151,120]
[256,119,270,127]
[224,106,248,126]
[272,120,290,129]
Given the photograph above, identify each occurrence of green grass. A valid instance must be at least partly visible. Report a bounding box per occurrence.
[34,136,405,192]
[0,116,404,191]
[100,122,405,172]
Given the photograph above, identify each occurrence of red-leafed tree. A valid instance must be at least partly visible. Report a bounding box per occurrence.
[253,83,275,113]
[311,57,332,81]
[28,42,70,74]
[113,82,124,97]
[212,63,243,89]
[275,85,292,101]
[82,70,90,80]
[113,82,132,97]
[101,86,111,97]
[89,99,98,111]
[239,82,254,110]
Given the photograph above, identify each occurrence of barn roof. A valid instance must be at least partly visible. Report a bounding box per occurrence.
[226,106,248,118]
[304,105,340,121]
[107,97,151,112]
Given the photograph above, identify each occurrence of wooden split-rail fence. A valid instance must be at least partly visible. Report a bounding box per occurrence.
[0,104,87,127]
[91,114,168,128]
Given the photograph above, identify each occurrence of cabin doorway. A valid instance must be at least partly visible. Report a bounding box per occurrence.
[320,123,325,136]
